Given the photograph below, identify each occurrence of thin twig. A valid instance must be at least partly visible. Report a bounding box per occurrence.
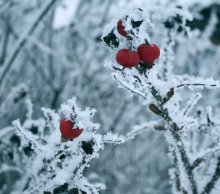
[183,93,201,116]
[113,75,147,100]
[0,18,10,65]
[192,145,220,168]
[176,83,217,88]
[12,120,42,152]
[103,122,158,144]
[0,0,57,91]
[31,59,56,91]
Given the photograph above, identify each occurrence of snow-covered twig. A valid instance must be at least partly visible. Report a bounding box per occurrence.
[0,0,57,91]
[103,121,159,144]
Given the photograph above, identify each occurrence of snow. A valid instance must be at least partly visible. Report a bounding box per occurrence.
[102,4,220,194]
[53,0,80,29]
[1,0,220,193]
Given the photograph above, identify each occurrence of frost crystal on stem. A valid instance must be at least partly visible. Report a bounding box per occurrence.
[103,6,220,194]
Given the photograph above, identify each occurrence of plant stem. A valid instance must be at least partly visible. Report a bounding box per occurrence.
[201,157,220,194]
[150,86,198,194]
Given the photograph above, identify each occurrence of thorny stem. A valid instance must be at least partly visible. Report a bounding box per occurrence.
[150,86,198,194]
[115,69,198,193]
[115,66,220,193]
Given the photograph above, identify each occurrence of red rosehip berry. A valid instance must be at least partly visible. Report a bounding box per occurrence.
[60,119,83,139]
[116,49,140,68]
[137,44,160,64]
[117,20,127,37]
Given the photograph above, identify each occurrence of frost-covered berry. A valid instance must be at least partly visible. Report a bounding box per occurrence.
[117,20,127,37]
[137,44,160,64]
[116,49,140,68]
[60,119,83,139]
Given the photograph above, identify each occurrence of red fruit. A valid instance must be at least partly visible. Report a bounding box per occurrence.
[117,20,127,37]
[116,49,140,68]
[137,44,160,64]
[60,119,83,139]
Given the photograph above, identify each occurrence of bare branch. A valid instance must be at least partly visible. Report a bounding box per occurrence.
[183,93,202,116]
[0,0,57,91]
[176,83,218,89]
[113,75,147,100]
[103,121,159,144]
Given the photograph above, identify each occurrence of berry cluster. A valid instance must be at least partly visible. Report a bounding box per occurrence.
[116,19,160,68]
[59,15,161,140]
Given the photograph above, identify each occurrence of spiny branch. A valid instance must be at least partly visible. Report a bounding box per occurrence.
[12,120,42,152]
[150,85,198,194]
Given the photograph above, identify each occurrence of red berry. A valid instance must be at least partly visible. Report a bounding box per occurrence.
[117,20,127,37]
[116,49,140,68]
[137,44,160,64]
[60,119,83,139]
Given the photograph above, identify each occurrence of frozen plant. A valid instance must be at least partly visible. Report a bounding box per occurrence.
[103,5,220,194]
[0,1,169,193]
[1,97,153,194]
[12,97,106,194]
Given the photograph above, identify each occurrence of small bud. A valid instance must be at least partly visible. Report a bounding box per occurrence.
[154,125,166,131]
[163,88,174,103]
[149,104,162,115]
